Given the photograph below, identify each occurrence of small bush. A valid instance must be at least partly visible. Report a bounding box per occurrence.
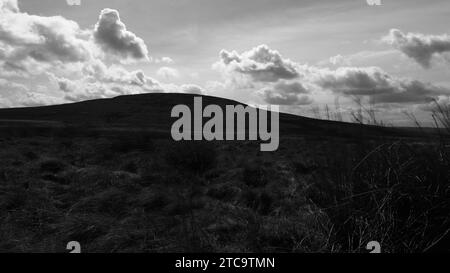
[293,159,318,175]
[0,186,27,211]
[110,133,155,153]
[165,142,217,174]
[139,190,170,211]
[207,184,240,202]
[38,158,67,174]
[23,151,39,161]
[240,189,274,215]
[309,141,450,252]
[73,188,130,218]
[242,161,268,187]
[120,161,139,173]
[61,214,112,245]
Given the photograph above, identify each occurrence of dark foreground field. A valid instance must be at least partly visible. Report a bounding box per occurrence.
[0,94,448,253]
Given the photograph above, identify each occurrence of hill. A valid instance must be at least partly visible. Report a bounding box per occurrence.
[0,93,418,139]
[0,93,447,253]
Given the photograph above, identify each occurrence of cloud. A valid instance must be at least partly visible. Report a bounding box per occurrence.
[215,44,300,82]
[214,44,450,108]
[179,84,204,95]
[0,0,18,13]
[329,54,349,66]
[46,57,206,103]
[48,63,162,102]
[418,95,450,114]
[214,44,314,106]
[314,66,449,104]
[94,8,149,61]
[154,57,174,64]
[0,0,94,73]
[81,59,159,87]
[0,91,62,108]
[158,83,205,95]
[157,66,180,80]
[315,67,395,96]
[323,51,396,67]
[0,1,182,106]
[0,78,29,91]
[384,29,450,68]
[0,97,11,107]
[49,75,154,102]
[18,92,63,107]
[0,76,62,107]
[0,3,150,73]
[258,81,313,105]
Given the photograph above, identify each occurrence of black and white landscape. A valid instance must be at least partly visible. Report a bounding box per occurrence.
[0,0,448,253]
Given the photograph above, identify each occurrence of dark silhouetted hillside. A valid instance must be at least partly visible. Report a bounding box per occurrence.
[0,93,421,139]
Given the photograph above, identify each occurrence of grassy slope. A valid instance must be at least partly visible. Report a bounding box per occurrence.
[0,93,448,253]
[0,93,419,138]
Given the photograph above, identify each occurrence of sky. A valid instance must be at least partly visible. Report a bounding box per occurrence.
[1,0,450,126]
